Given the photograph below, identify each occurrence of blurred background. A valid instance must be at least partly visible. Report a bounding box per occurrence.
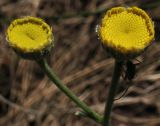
[0,0,160,126]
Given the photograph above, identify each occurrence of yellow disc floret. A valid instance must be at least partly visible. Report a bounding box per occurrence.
[98,7,154,59]
[6,16,53,59]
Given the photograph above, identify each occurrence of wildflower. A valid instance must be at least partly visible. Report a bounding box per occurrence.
[6,16,53,59]
[98,7,154,60]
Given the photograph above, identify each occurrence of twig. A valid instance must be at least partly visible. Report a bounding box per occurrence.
[44,1,160,21]
[112,112,160,125]
[0,94,38,114]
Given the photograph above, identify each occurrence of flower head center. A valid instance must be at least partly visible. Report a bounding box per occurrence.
[25,32,35,40]
[99,7,154,56]
[124,28,130,34]
[7,16,53,52]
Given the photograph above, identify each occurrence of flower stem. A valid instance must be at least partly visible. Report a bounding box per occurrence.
[103,60,123,126]
[37,58,103,123]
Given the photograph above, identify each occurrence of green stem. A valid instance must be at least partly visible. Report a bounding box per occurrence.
[37,58,103,123]
[103,60,123,126]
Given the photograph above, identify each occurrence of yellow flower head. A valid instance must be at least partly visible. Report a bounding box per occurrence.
[98,7,154,59]
[6,16,53,59]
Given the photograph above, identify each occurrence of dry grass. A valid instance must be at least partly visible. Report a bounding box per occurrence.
[0,0,160,126]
